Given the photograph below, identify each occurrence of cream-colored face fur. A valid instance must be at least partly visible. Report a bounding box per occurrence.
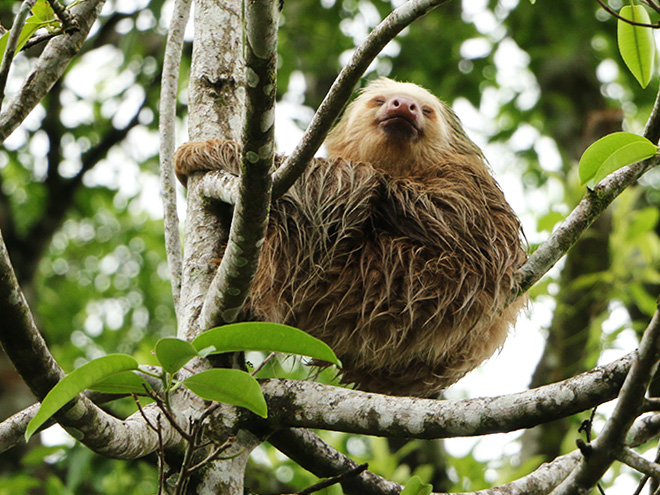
[357,78,451,143]
[325,78,457,175]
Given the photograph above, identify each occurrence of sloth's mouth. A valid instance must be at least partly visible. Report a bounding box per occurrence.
[378,115,420,140]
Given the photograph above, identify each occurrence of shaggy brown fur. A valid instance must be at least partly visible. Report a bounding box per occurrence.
[174,78,526,397]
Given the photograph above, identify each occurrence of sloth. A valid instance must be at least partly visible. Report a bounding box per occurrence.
[174,78,526,397]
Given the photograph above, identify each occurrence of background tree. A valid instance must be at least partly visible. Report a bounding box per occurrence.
[1,0,660,494]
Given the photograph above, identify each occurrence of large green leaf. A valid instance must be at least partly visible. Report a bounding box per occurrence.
[578,132,658,186]
[618,5,655,88]
[25,354,139,440]
[182,369,267,418]
[192,322,339,365]
[155,337,200,374]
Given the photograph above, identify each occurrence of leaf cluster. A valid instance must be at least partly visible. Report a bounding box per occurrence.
[26,322,339,439]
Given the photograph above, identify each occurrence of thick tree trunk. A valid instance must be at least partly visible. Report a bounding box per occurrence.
[178,0,245,339]
[167,1,259,493]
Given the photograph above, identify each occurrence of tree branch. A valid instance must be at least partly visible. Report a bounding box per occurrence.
[256,353,631,438]
[616,447,660,482]
[269,428,401,495]
[271,427,582,495]
[627,412,660,447]
[0,0,106,143]
[159,0,192,319]
[175,2,261,491]
[198,0,278,328]
[0,403,40,454]
[0,369,164,455]
[272,390,660,495]
[270,0,452,199]
[198,170,240,205]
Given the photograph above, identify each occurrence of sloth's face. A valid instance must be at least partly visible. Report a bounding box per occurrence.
[355,80,451,156]
[325,78,474,176]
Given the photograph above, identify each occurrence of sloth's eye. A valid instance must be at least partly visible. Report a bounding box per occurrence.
[373,97,386,106]
[422,107,433,117]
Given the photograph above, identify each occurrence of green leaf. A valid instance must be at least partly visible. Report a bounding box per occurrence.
[88,370,149,394]
[192,322,340,365]
[182,369,267,418]
[400,476,433,495]
[618,5,655,88]
[25,354,138,441]
[578,132,658,186]
[155,337,199,374]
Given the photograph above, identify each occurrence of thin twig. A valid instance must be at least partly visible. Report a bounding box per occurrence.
[133,395,166,495]
[144,387,191,441]
[299,463,369,495]
[155,416,165,495]
[186,443,233,474]
[196,402,221,429]
[174,434,195,495]
[133,393,158,432]
[172,401,228,495]
[578,407,598,442]
[251,352,277,376]
[633,475,649,495]
[22,29,63,50]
